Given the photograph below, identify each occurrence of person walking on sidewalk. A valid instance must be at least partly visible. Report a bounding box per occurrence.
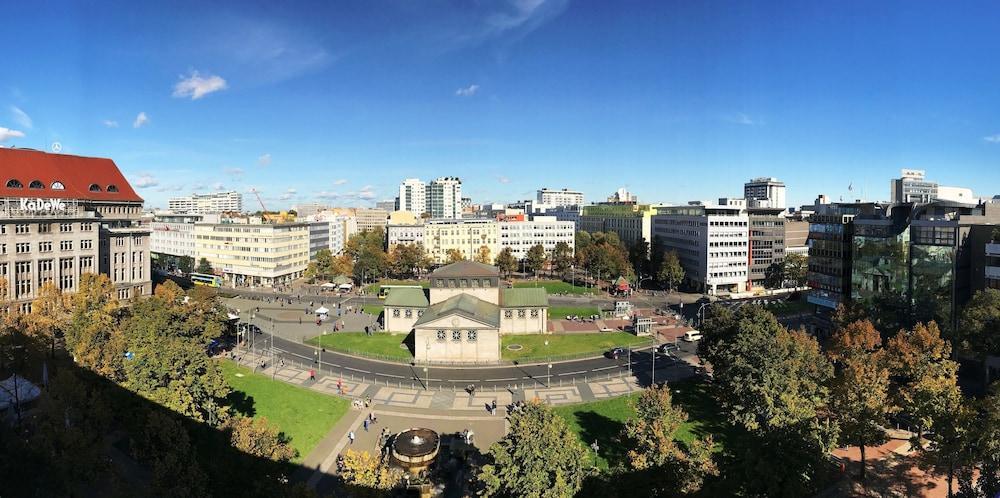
[363,419,369,432]
[369,411,376,424]
[491,399,497,416]
[348,431,355,445]
[337,378,343,394]
[309,369,316,381]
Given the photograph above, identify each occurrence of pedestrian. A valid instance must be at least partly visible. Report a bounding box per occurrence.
[299,317,302,324]
[369,411,376,423]
[337,378,343,394]
[363,419,369,432]
[309,369,316,381]
[348,431,355,444]
[491,399,497,416]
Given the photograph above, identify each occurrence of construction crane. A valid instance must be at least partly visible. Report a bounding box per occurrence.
[250,188,267,213]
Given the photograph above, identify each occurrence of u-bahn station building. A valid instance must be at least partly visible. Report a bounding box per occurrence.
[0,148,151,313]
[383,261,549,363]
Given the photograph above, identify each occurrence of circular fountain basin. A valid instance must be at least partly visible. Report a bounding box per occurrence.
[391,428,440,473]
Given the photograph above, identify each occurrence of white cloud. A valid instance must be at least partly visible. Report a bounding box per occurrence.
[10,106,32,129]
[0,127,25,142]
[258,153,272,166]
[497,175,510,184]
[279,188,297,201]
[102,119,119,128]
[455,84,480,97]
[133,112,149,128]
[132,174,159,188]
[172,71,228,100]
[984,134,1000,143]
[333,178,348,185]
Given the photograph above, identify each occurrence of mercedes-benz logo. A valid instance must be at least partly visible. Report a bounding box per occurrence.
[51,142,62,153]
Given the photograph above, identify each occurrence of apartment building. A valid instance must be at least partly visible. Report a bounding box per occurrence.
[747,207,786,288]
[355,208,389,233]
[579,203,660,245]
[398,178,427,215]
[537,188,584,208]
[423,219,499,264]
[168,191,242,214]
[498,216,575,260]
[193,219,309,288]
[0,148,151,311]
[652,200,749,295]
[428,177,462,219]
[150,213,220,258]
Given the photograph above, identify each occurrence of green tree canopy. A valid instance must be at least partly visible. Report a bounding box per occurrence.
[195,257,214,274]
[495,247,517,277]
[657,250,684,291]
[525,244,547,276]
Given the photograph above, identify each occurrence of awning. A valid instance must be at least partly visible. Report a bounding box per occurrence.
[315,306,330,315]
[320,282,336,288]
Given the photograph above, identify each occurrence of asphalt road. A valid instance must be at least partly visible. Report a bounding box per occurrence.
[240,333,701,391]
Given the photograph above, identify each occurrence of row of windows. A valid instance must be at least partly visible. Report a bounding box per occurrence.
[391,308,425,318]
[2,222,94,235]
[434,278,497,288]
[436,330,478,342]
[4,179,119,192]
[0,239,92,254]
[503,309,540,319]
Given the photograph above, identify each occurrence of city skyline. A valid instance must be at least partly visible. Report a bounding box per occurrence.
[2,0,1000,210]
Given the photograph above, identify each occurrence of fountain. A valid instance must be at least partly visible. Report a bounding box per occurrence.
[391,428,440,477]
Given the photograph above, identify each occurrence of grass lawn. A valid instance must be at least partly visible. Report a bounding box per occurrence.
[501,332,651,362]
[220,361,350,463]
[363,279,428,295]
[305,332,413,362]
[361,305,384,317]
[553,378,727,469]
[548,306,601,320]
[513,280,596,295]
[765,299,812,317]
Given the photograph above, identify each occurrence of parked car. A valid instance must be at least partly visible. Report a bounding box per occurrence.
[682,330,703,342]
[656,343,678,355]
[605,347,626,359]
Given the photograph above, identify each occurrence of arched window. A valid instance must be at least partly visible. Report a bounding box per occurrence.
[29,180,44,189]
[89,184,101,192]
[6,179,23,188]
[51,181,65,190]
[106,184,119,192]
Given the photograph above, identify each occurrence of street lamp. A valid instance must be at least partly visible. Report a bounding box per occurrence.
[271,322,276,379]
[547,363,553,387]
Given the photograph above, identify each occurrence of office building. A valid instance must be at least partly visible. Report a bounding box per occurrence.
[0,148,151,312]
[498,216,575,260]
[537,188,584,208]
[294,202,327,218]
[307,221,331,259]
[193,218,309,288]
[397,178,427,216]
[150,212,220,261]
[744,177,786,209]
[747,207,787,288]
[386,211,424,249]
[891,169,937,204]
[423,219,499,264]
[355,208,389,233]
[652,200,749,295]
[168,191,243,214]
[579,203,660,245]
[375,200,396,212]
[987,236,1000,290]
[607,187,637,204]
[428,177,462,219]
[784,216,810,256]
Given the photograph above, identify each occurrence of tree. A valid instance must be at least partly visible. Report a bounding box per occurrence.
[474,245,492,265]
[178,255,194,274]
[628,238,650,278]
[347,228,389,283]
[783,253,807,287]
[958,390,1000,498]
[224,415,297,462]
[479,401,589,497]
[445,248,465,264]
[657,250,684,292]
[389,243,429,278]
[25,282,70,358]
[828,319,896,482]
[332,253,355,278]
[195,257,214,274]
[551,241,573,276]
[495,247,517,277]
[525,244,547,277]
[314,248,334,276]
[885,322,959,436]
[339,449,401,497]
[65,274,125,381]
[957,288,1000,357]
[622,385,717,494]
[763,262,785,289]
[134,410,209,497]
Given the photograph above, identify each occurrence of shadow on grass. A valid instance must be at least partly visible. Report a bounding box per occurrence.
[574,411,628,469]
[226,390,256,418]
[402,330,416,356]
[670,378,733,450]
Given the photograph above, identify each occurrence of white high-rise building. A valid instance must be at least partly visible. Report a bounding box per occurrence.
[744,177,786,209]
[428,177,462,219]
[398,178,427,215]
[537,188,584,208]
[168,191,243,214]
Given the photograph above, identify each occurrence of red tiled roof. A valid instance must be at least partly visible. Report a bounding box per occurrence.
[0,147,143,203]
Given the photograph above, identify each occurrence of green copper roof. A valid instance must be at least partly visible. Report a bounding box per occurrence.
[384,287,429,307]
[501,288,549,307]
[414,294,500,328]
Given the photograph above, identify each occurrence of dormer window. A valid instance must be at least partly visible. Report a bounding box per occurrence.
[29,180,44,189]
[107,185,119,192]
[51,181,65,190]
[6,179,22,188]
[89,184,101,192]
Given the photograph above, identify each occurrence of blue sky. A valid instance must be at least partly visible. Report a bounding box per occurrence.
[2,0,1000,210]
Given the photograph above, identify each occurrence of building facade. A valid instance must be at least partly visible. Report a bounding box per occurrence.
[427,177,462,219]
[579,204,659,245]
[168,191,243,214]
[0,148,151,311]
[987,239,1000,290]
[536,188,584,208]
[307,221,331,259]
[193,220,309,288]
[150,213,220,258]
[498,216,575,260]
[423,219,499,264]
[354,208,389,234]
[652,201,749,295]
[386,223,425,249]
[744,177,787,209]
[397,178,427,215]
[747,207,786,288]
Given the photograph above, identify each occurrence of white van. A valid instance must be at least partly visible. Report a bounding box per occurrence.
[682,330,703,342]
